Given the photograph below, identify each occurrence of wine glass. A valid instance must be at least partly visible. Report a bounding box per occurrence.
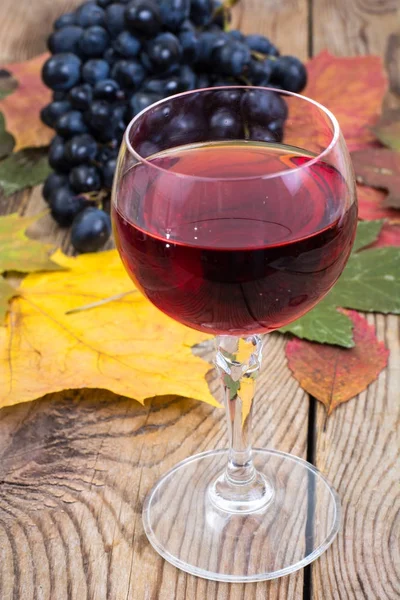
[111,87,357,582]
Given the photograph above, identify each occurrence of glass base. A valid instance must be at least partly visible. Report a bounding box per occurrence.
[143,449,341,582]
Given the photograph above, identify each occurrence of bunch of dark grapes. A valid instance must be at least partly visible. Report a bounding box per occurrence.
[41,0,307,252]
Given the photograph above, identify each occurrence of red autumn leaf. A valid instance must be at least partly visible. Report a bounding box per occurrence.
[304,51,387,151]
[368,222,400,248]
[352,148,400,209]
[0,53,52,151]
[357,185,400,222]
[285,310,389,414]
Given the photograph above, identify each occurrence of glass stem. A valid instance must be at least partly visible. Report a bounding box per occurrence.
[209,335,274,513]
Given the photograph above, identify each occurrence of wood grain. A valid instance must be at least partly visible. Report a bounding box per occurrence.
[312,3,400,598]
[0,337,309,600]
[312,0,399,58]
[231,0,309,61]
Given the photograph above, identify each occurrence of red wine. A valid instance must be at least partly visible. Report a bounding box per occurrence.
[113,141,357,335]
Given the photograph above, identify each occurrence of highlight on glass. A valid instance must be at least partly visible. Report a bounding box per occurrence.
[111,87,357,582]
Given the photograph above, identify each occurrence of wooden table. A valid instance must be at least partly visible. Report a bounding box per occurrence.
[0,1,399,598]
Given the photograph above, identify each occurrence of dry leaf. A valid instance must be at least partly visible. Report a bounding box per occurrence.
[0,53,52,151]
[0,249,217,409]
[357,185,400,222]
[304,51,387,151]
[0,212,59,273]
[372,108,400,151]
[286,310,389,414]
[368,223,400,249]
[352,148,400,209]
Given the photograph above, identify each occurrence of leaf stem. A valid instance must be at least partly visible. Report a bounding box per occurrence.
[66,290,135,315]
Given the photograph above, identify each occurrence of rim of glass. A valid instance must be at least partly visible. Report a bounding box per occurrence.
[124,86,341,182]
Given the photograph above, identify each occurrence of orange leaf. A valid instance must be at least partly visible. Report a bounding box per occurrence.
[304,51,387,151]
[357,185,400,223]
[0,53,53,151]
[285,310,389,414]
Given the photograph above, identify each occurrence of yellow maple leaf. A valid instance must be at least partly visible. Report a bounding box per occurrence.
[0,249,219,409]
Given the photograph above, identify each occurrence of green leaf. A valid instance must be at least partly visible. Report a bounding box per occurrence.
[279,298,355,348]
[0,148,50,197]
[0,212,61,274]
[0,70,18,100]
[372,108,400,152]
[0,113,15,160]
[352,219,383,252]
[330,247,400,314]
[279,220,400,346]
[0,276,16,322]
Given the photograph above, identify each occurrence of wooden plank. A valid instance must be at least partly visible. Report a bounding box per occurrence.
[312,2,400,598]
[312,0,399,59]
[231,0,309,61]
[0,1,311,599]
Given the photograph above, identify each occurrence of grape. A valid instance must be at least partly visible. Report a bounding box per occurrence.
[213,41,251,76]
[129,91,163,117]
[56,110,89,137]
[180,18,195,31]
[93,79,122,101]
[103,48,117,65]
[247,58,273,85]
[41,0,307,252]
[270,55,307,93]
[211,1,224,28]
[96,146,118,164]
[50,186,89,226]
[42,172,68,203]
[54,13,76,29]
[48,26,83,55]
[227,30,245,43]
[209,107,243,138]
[71,207,111,253]
[143,33,182,74]
[164,111,206,146]
[42,53,81,91]
[125,0,162,37]
[52,91,68,101]
[82,59,110,84]
[75,2,105,27]
[179,30,199,64]
[68,84,93,110]
[40,100,71,128]
[241,89,288,124]
[79,26,110,57]
[70,164,102,193]
[113,31,141,57]
[159,0,190,32]
[179,64,197,90]
[249,124,277,143]
[245,34,279,57]
[48,136,70,171]
[105,3,126,36]
[111,59,146,88]
[85,100,111,131]
[102,158,118,189]
[196,72,211,88]
[65,134,98,165]
[145,102,173,131]
[196,32,226,68]
[190,0,212,27]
